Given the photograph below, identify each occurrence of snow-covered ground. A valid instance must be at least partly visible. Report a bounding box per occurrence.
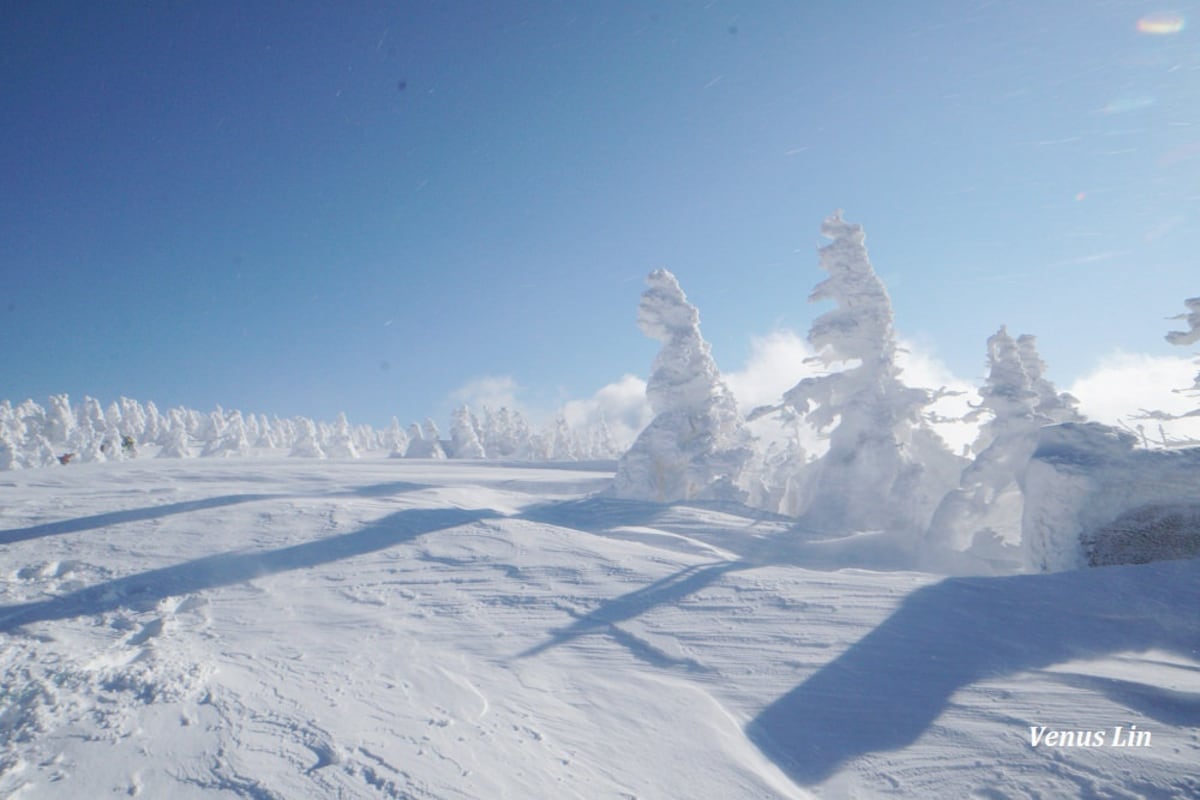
[1,458,1197,799]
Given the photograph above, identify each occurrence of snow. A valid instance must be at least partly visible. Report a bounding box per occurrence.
[2,457,1197,798]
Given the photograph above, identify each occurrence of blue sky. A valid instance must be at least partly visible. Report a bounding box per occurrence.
[3,1,1198,427]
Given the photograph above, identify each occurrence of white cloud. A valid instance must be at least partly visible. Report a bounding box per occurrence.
[449,375,522,412]
[723,330,818,415]
[1068,351,1200,445]
[561,373,651,448]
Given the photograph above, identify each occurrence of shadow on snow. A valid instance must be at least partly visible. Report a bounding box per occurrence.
[518,560,746,660]
[0,506,496,632]
[747,558,1200,786]
[0,481,431,546]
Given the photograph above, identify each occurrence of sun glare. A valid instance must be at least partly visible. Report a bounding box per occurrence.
[1136,13,1186,34]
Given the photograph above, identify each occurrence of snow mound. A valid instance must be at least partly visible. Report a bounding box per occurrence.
[1022,422,1200,571]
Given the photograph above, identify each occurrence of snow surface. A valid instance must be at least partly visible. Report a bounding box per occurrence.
[2,458,1198,798]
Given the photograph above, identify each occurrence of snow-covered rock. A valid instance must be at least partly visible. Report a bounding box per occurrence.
[1022,422,1200,571]
[612,269,753,502]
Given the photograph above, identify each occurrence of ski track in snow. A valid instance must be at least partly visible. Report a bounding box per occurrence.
[0,458,1197,798]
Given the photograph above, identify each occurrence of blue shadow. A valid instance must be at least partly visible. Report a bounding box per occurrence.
[0,481,432,546]
[747,558,1200,785]
[0,506,496,632]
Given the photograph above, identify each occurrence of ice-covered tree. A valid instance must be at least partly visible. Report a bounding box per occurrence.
[450,406,486,459]
[770,212,959,532]
[118,397,146,441]
[384,417,409,458]
[612,269,753,502]
[323,412,360,458]
[45,394,74,448]
[290,417,326,458]
[158,409,193,459]
[143,401,164,444]
[549,415,579,461]
[404,420,445,458]
[1017,334,1082,424]
[203,409,251,457]
[925,326,1043,570]
[1168,296,1200,395]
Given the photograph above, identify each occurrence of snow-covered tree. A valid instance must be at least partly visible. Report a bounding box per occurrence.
[450,406,486,459]
[143,401,164,444]
[1017,334,1082,424]
[384,417,409,458]
[404,421,445,459]
[768,213,959,532]
[45,394,74,448]
[118,397,147,441]
[1167,296,1200,395]
[612,269,753,502]
[925,326,1044,570]
[158,409,193,459]
[290,417,326,458]
[203,409,251,457]
[549,415,579,461]
[324,412,360,458]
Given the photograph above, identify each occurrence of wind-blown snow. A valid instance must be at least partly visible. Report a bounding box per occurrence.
[1,458,1197,798]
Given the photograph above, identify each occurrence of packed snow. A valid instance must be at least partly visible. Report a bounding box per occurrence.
[1,458,1197,798]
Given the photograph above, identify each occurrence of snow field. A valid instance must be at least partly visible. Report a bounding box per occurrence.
[1,459,1198,798]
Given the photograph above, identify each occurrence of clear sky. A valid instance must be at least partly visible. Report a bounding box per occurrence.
[4,1,1198,427]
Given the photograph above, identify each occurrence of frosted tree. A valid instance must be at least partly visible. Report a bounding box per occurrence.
[143,401,164,444]
[352,423,376,454]
[323,412,360,458]
[0,428,16,471]
[290,417,326,458]
[612,269,753,502]
[1017,334,1082,424]
[203,409,251,457]
[549,416,579,461]
[0,402,20,470]
[71,397,114,462]
[1167,296,1200,397]
[450,406,486,458]
[925,326,1043,570]
[158,409,193,459]
[589,416,619,459]
[254,415,280,449]
[481,407,537,459]
[1125,298,1200,444]
[45,394,75,448]
[769,212,958,531]
[384,417,409,458]
[118,397,147,442]
[404,420,445,458]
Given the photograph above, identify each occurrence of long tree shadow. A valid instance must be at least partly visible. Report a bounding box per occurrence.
[0,506,497,632]
[0,494,279,546]
[0,481,432,547]
[748,558,1200,786]
[519,560,745,659]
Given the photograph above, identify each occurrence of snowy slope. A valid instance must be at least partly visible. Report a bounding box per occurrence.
[1,459,1197,799]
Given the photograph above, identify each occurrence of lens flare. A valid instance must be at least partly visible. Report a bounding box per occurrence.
[1136,13,1185,34]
